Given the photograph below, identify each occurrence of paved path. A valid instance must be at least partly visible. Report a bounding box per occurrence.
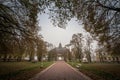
[30,61,92,80]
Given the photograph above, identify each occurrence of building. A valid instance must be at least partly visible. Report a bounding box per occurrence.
[48,43,70,61]
[96,52,120,63]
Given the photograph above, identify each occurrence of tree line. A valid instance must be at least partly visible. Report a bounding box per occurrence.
[48,0,120,55]
[0,0,48,61]
[0,0,119,62]
[64,33,93,62]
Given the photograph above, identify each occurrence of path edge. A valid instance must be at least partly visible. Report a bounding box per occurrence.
[65,62,93,80]
[29,61,56,80]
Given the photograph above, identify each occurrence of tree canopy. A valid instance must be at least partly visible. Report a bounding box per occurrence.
[47,0,120,55]
[0,0,120,61]
[0,0,47,61]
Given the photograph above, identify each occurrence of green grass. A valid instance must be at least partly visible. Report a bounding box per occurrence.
[68,62,120,80]
[0,61,53,80]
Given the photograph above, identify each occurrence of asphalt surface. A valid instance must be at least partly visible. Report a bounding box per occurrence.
[30,61,92,80]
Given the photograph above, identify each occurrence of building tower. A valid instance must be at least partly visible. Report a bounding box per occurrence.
[58,43,62,48]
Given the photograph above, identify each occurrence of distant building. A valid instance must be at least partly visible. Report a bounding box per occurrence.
[95,52,120,63]
[48,43,70,61]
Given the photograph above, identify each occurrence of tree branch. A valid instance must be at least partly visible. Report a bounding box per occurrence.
[97,1,120,12]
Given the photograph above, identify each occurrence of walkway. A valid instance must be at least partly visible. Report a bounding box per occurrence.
[30,61,92,80]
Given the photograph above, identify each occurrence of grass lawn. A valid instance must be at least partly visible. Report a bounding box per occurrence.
[68,62,120,80]
[0,61,53,80]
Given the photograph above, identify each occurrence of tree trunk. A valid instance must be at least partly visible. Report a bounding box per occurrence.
[38,55,42,62]
[29,53,34,61]
[3,54,7,62]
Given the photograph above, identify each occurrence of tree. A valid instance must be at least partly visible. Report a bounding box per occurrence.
[1,0,119,61]
[47,0,120,55]
[48,48,57,61]
[84,35,93,62]
[37,42,44,61]
[95,45,105,63]
[70,33,83,62]
[65,44,72,61]
[0,0,45,61]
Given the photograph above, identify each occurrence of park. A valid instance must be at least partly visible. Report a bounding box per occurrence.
[0,0,120,80]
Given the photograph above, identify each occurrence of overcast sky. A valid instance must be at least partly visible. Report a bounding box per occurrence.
[38,13,90,47]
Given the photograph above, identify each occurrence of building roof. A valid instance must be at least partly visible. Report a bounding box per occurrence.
[49,43,69,55]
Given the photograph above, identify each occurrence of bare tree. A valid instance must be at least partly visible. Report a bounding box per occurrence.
[84,35,93,62]
[70,33,83,62]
